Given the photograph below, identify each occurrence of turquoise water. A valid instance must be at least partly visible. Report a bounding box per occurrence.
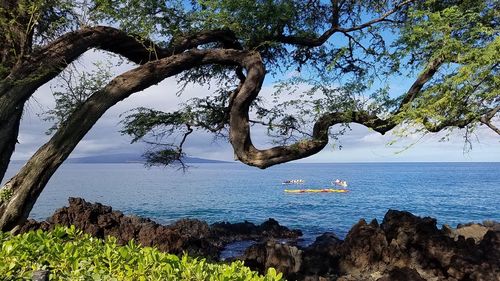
[3,162,500,239]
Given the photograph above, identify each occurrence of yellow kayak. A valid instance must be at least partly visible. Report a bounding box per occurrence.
[284,189,349,193]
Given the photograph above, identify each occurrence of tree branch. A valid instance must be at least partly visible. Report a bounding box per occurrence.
[336,0,414,33]
[480,105,500,135]
[227,51,397,168]
[273,0,414,47]
[421,104,500,134]
[0,26,241,120]
[482,121,500,135]
[396,57,444,113]
[0,48,252,230]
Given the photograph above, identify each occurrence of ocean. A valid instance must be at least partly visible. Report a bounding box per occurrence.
[3,162,500,241]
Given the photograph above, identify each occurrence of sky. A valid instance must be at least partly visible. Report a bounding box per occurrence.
[12,50,500,163]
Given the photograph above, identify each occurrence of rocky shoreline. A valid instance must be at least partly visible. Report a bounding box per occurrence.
[20,198,499,281]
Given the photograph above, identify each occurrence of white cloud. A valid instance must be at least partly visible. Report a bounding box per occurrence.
[360,132,385,144]
[73,139,123,154]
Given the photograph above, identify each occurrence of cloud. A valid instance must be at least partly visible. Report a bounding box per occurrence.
[360,132,385,144]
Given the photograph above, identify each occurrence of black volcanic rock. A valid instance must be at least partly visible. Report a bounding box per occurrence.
[211,218,302,243]
[240,210,500,281]
[376,267,426,281]
[19,197,301,260]
[245,240,303,277]
[20,199,499,280]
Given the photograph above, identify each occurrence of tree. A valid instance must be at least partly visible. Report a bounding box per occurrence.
[0,0,498,231]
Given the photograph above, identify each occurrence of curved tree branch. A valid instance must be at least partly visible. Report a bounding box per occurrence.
[0,26,241,119]
[394,58,444,114]
[227,52,397,168]
[421,105,500,134]
[231,49,490,169]
[396,57,444,113]
[0,25,240,183]
[0,48,250,231]
[272,0,414,47]
[336,0,414,33]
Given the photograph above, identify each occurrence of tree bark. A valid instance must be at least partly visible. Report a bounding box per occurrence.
[0,26,239,188]
[0,106,22,182]
[0,49,245,231]
[227,53,397,169]
[0,26,240,119]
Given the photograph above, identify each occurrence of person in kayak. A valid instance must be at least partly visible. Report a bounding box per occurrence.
[334,179,348,187]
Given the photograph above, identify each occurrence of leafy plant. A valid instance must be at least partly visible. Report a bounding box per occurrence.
[0,226,283,281]
[0,186,13,203]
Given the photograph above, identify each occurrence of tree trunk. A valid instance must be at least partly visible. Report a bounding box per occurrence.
[0,106,22,182]
[0,49,238,231]
[0,143,65,232]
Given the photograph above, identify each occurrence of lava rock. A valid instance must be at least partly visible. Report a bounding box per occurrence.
[20,197,302,260]
[19,199,499,280]
[243,240,302,277]
[240,210,499,281]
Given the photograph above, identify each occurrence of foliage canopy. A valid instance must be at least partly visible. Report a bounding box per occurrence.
[97,0,499,165]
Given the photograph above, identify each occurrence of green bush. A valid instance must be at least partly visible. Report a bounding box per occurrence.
[0,226,283,281]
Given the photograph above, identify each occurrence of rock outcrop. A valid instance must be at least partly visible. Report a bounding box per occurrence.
[241,210,500,281]
[19,197,301,260]
[20,199,499,280]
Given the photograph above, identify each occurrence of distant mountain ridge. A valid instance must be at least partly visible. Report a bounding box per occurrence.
[62,154,229,164]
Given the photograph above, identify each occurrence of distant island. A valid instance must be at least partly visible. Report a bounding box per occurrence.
[65,154,230,164]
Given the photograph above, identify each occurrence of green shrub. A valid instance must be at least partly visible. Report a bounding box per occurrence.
[0,226,283,281]
[0,186,13,203]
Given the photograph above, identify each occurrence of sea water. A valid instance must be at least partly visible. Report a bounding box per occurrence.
[3,162,499,240]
